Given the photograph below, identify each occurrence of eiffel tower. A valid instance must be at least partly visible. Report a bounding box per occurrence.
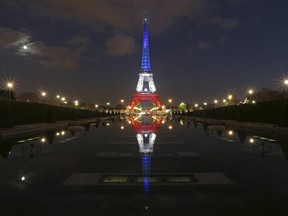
[128,13,162,114]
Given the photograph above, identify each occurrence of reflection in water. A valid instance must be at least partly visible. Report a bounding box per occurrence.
[129,114,163,205]
[0,118,120,159]
[178,118,281,158]
[0,142,13,159]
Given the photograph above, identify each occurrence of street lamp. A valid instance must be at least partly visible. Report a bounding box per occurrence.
[247,88,255,106]
[7,82,13,100]
[6,82,14,127]
[284,78,288,122]
[41,91,47,104]
[41,91,46,97]
[120,99,124,104]
[74,100,79,107]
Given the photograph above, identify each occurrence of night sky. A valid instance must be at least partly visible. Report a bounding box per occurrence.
[0,0,288,105]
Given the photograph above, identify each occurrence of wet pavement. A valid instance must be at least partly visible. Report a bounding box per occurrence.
[1,116,288,215]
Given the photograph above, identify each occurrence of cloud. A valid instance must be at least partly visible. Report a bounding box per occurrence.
[105,33,136,56]
[228,0,250,4]
[219,34,231,43]
[196,40,212,51]
[209,16,239,29]
[66,35,90,46]
[0,26,30,48]
[6,0,211,33]
[0,26,83,70]
[27,42,82,70]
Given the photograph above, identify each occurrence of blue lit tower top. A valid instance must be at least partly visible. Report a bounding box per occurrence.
[141,13,151,72]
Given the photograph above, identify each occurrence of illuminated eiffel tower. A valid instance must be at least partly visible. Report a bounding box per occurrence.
[128,13,162,114]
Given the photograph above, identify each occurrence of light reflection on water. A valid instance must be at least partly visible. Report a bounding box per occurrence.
[1,115,288,213]
[0,116,286,161]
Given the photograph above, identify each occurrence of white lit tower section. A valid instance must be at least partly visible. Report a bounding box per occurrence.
[136,14,156,93]
[136,131,156,201]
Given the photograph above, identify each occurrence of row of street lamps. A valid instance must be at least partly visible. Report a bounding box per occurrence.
[3,76,288,110]
[166,78,288,110]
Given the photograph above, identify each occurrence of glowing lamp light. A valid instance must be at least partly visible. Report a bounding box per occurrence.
[228,130,233,136]
[214,100,218,104]
[7,82,13,89]
[56,95,60,99]
[120,99,124,103]
[228,94,233,100]
[95,104,99,108]
[284,79,288,86]
[194,104,198,108]
[168,99,172,103]
[61,131,65,135]
[248,89,254,95]
[41,137,46,143]
[223,99,227,103]
[249,138,255,143]
[168,125,173,130]
[120,125,124,130]
[41,92,46,97]
[21,176,26,181]
[56,132,60,136]
[106,102,110,106]
[61,97,65,101]
[23,45,28,50]
[203,102,207,106]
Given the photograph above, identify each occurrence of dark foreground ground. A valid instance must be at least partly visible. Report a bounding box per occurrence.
[1,120,288,216]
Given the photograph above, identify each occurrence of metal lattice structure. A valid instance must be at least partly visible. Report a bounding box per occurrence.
[130,114,162,203]
[128,13,162,114]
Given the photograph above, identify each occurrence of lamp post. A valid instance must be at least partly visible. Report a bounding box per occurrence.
[284,79,288,123]
[41,91,47,103]
[227,94,233,105]
[248,89,254,103]
[40,91,47,120]
[214,99,218,108]
[74,100,79,119]
[7,82,13,101]
[74,100,79,107]
[247,89,254,122]
[7,82,14,126]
